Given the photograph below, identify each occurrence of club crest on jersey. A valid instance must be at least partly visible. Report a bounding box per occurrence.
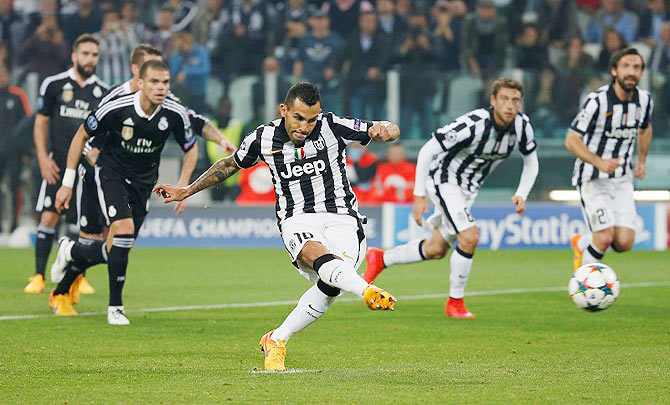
[6,99,14,109]
[122,118,134,141]
[508,134,516,147]
[313,135,326,151]
[446,131,457,142]
[158,116,169,131]
[61,83,74,103]
[93,86,102,98]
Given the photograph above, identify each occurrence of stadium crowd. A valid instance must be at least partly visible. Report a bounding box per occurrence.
[0,0,668,229]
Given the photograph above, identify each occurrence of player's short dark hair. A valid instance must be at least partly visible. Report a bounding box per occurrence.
[284,82,320,108]
[491,78,523,97]
[73,33,99,51]
[131,44,163,66]
[139,59,169,78]
[610,47,645,70]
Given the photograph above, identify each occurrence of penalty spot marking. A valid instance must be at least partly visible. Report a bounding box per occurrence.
[2,281,669,321]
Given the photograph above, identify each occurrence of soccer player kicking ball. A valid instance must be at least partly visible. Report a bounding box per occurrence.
[364,78,539,319]
[566,48,653,269]
[154,82,399,371]
[52,60,198,324]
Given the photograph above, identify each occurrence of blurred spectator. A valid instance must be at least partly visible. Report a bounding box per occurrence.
[0,0,24,56]
[575,0,600,11]
[516,24,546,69]
[167,0,199,32]
[586,0,638,43]
[550,36,595,122]
[432,0,466,73]
[206,96,245,201]
[192,0,231,51]
[19,14,69,82]
[596,28,625,71]
[534,0,578,49]
[146,5,176,56]
[0,42,8,68]
[23,0,60,41]
[395,0,412,20]
[397,13,436,139]
[649,21,670,73]
[294,7,345,114]
[374,143,415,203]
[274,0,309,73]
[462,0,508,78]
[341,11,389,119]
[638,0,669,47]
[250,57,292,125]
[377,0,408,50]
[62,0,103,47]
[0,64,31,233]
[120,1,146,43]
[95,9,138,85]
[346,143,379,204]
[169,30,211,113]
[230,0,266,45]
[329,0,361,40]
[236,162,276,204]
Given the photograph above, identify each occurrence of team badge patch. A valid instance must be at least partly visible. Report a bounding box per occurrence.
[61,83,73,103]
[313,135,326,151]
[446,130,457,142]
[158,116,169,131]
[289,239,297,252]
[80,216,88,227]
[508,134,516,147]
[122,125,134,141]
[354,118,361,130]
[108,205,117,217]
[295,147,306,160]
[44,196,52,208]
[6,99,14,109]
[86,115,98,131]
[93,86,102,98]
[37,97,44,110]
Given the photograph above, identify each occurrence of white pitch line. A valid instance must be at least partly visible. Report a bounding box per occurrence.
[2,281,669,322]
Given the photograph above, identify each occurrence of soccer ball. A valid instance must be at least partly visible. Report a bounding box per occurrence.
[569,263,620,311]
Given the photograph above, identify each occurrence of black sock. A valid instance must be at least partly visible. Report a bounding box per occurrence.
[72,238,107,268]
[35,224,56,277]
[76,237,105,276]
[53,264,83,295]
[108,234,134,306]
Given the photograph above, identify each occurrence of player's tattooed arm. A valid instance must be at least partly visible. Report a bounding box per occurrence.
[153,155,240,202]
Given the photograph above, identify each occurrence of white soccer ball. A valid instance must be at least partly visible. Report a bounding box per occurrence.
[568,263,620,311]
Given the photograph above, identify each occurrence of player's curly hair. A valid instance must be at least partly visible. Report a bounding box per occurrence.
[491,78,523,97]
[284,82,321,108]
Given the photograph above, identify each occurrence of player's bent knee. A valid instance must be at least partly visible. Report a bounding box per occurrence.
[613,238,634,252]
[458,228,479,249]
[41,211,59,227]
[317,279,340,297]
[424,240,448,259]
[109,219,135,236]
[313,253,336,273]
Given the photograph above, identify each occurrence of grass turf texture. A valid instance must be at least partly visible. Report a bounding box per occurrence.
[1,248,669,403]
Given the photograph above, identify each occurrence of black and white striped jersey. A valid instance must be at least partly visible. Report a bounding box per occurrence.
[233,113,372,225]
[37,68,108,158]
[83,91,195,185]
[428,107,537,193]
[84,81,209,154]
[569,84,653,186]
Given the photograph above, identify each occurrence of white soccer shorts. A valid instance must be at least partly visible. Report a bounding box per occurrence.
[281,213,367,283]
[578,177,636,232]
[425,181,477,245]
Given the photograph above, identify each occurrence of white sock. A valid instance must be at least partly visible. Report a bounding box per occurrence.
[317,258,368,296]
[577,234,592,252]
[383,239,426,267]
[582,244,604,265]
[273,284,336,342]
[449,247,473,299]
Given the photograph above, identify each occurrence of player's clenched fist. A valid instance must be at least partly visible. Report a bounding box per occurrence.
[368,121,400,142]
[595,157,621,175]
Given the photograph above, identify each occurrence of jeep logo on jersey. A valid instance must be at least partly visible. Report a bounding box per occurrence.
[279,159,327,179]
[605,128,637,139]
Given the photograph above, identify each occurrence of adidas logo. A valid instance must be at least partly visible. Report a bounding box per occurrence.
[123,118,134,126]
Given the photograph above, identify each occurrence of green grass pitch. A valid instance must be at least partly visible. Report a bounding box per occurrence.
[1,248,669,403]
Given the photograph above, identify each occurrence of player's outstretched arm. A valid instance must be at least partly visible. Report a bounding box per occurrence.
[154,155,240,203]
[55,124,90,212]
[368,121,400,142]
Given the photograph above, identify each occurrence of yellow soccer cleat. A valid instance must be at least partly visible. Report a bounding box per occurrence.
[78,275,95,295]
[69,274,84,306]
[259,330,287,371]
[52,293,77,316]
[363,284,397,311]
[24,274,45,294]
[570,233,583,271]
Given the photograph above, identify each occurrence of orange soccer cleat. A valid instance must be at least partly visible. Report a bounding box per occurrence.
[445,297,474,319]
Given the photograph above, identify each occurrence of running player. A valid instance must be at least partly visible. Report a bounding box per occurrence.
[153,82,399,371]
[51,60,198,324]
[25,34,108,294]
[364,78,539,319]
[566,47,653,269]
